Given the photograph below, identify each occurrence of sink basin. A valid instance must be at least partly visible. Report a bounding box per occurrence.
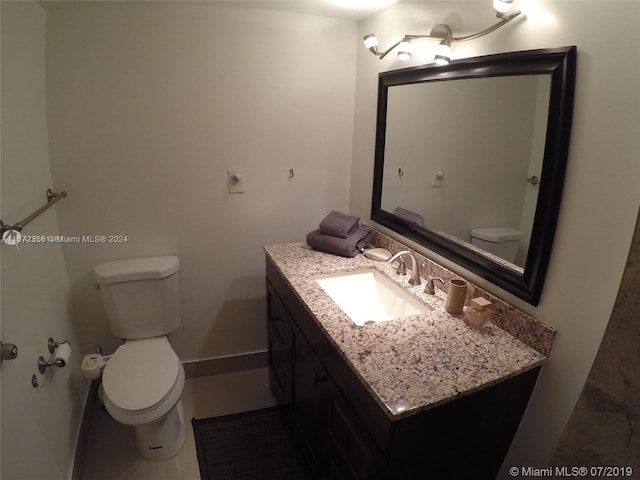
[315,270,431,326]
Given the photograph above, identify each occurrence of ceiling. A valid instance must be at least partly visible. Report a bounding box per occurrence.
[38,0,399,20]
[206,0,398,20]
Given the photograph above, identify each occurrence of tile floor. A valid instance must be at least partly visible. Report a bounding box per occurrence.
[82,368,278,480]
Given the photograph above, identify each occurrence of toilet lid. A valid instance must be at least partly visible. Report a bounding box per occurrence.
[103,338,179,412]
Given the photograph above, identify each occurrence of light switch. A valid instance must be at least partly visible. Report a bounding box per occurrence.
[227,169,245,194]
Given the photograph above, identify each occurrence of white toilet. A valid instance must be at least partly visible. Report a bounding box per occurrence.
[470,226,522,262]
[93,256,185,461]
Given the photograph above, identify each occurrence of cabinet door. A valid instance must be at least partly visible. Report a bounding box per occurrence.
[291,322,331,476]
[266,281,292,405]
[327,387,386,480]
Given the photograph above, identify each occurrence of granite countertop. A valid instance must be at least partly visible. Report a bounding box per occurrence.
[264,243,547,421]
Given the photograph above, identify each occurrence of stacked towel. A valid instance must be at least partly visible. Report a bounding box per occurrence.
[306,211,371,258]
[319,210,359,238]
[393,206,424,227]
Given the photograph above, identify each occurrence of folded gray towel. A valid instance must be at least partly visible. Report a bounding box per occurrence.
[319,210,360,238]
[306,227,371,258]
[393,207,424,227]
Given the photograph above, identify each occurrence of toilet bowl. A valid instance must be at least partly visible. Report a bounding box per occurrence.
[93,256,185,461]
[102,337,185,460]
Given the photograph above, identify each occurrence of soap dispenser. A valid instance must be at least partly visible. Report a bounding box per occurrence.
[464,297,493,328]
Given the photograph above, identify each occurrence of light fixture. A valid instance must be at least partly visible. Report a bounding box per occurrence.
[434,37,452,65]
[397,37,413,60]
[363,33,378,52]
[433,25,453,65]
[363,0,521,64]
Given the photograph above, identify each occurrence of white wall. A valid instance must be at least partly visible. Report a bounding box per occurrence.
[1,2,87,478]
[350,1,640,474]
[45,4,357,360]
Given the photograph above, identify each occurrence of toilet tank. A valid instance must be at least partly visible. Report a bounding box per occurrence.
[94,256,181,340]
[470,227,521,263]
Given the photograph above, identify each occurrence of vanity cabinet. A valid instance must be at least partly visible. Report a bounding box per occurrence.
[291,317,331,471]
[266,280,292,406]
[266,256,540,480]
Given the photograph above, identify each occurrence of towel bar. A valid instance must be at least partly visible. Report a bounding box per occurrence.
[0,188,67,238]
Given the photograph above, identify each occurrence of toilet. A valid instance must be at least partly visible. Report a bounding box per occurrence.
[470,226,522,262]
[93,256,185,461]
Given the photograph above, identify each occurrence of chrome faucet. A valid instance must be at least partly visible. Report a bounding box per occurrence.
[386,250,421,286]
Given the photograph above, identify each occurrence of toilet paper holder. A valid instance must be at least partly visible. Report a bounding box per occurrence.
[47,337,69,354]
[37,337,70,373]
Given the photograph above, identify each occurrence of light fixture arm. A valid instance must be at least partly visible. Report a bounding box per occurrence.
[375,24,452,60]
[377,38,407,59]
[364,8,522,61]
[405,24,453,43]
[452,10,521,42]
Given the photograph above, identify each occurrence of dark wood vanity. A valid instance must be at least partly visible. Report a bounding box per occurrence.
[266,254,542,479]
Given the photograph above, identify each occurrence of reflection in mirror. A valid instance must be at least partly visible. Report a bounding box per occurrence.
[371,47,577,305]
[382,74,551,270]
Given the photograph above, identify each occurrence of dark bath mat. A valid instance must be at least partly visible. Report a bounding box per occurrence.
[192,407,313,480]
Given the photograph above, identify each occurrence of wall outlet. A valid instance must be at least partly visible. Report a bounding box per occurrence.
[227,169,245,194]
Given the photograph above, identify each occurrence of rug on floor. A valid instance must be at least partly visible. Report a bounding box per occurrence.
[192,407,313,480]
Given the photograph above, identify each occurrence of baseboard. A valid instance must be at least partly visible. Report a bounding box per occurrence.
[72,378,100,480]
[182,350,268,379]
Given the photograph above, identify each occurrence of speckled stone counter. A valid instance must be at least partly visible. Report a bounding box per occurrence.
[264,242,551,421]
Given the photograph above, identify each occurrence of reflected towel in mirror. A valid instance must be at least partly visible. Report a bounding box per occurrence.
[393,207,424,227]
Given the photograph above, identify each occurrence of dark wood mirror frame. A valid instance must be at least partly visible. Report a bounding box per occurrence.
[371,46,577,305]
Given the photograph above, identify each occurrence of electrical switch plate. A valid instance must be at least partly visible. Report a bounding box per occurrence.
[227,169,245,194]
[432,168,445,187]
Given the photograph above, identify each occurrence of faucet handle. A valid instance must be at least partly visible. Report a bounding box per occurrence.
[396,258,407,275]
[424,276,445,295]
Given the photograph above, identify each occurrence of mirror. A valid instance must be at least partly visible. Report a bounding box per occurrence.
[371,47,576,305]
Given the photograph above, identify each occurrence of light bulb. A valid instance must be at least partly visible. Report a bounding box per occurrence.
[397,39,412,61]
[434,55,450,66]
[493,0,514,14]
[435,40,451,58]
[363,33,378,52]
[434,39,451,65]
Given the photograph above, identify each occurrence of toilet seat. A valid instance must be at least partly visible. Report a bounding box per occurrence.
[103,337,184,426]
